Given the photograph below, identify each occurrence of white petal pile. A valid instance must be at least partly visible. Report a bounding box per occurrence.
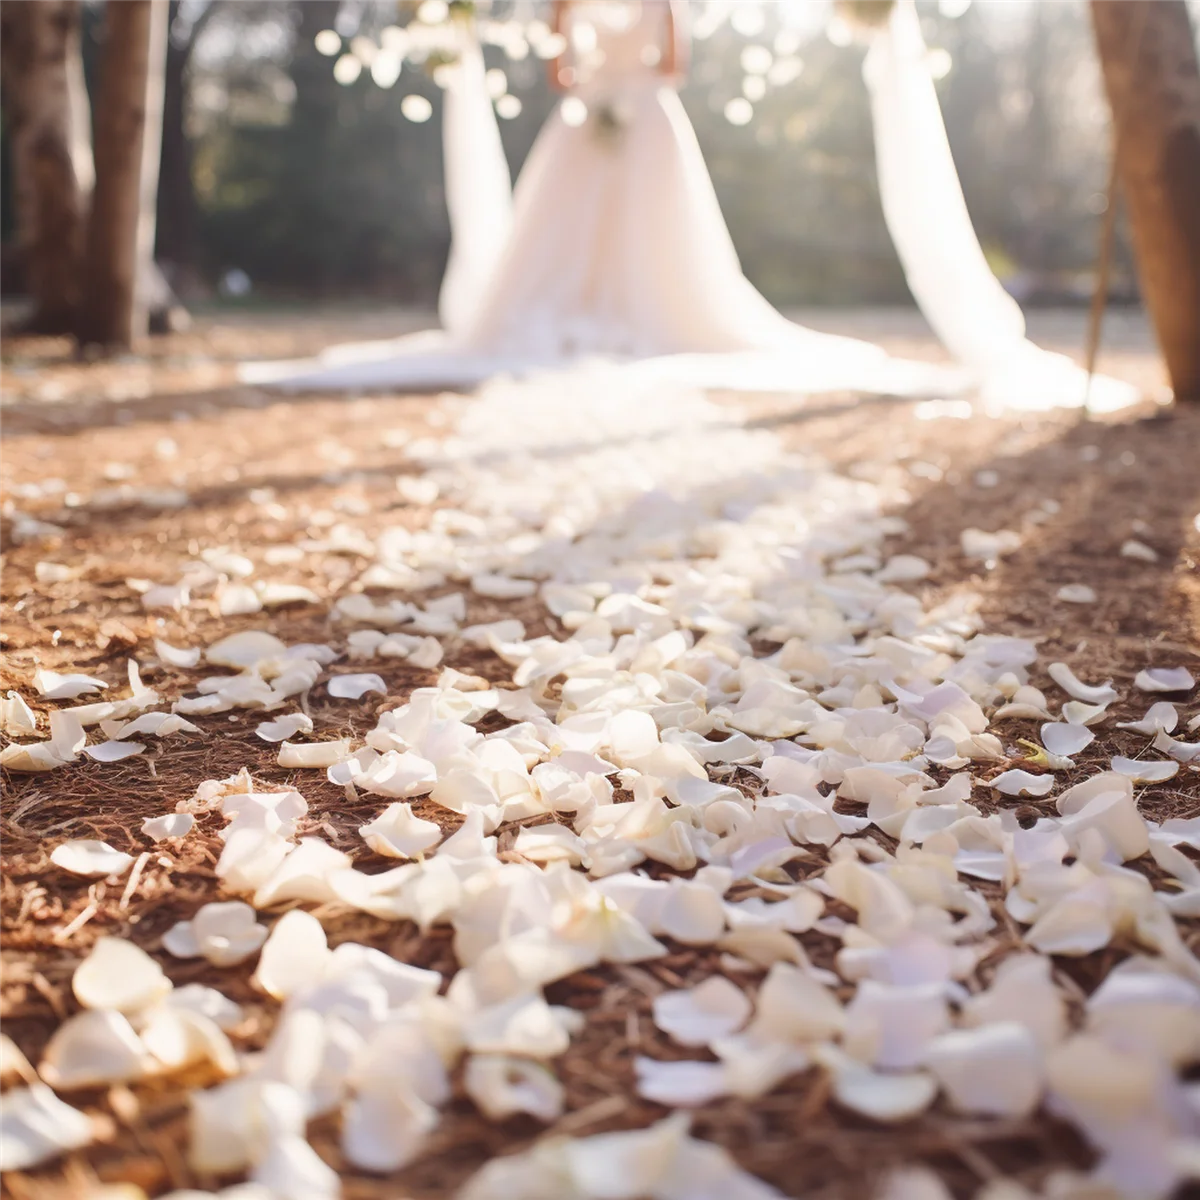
[8,368,1199,1196]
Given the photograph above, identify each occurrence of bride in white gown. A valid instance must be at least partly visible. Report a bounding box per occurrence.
[462,0,842,358]
[244,0,947,396]
[243,0,1137,411]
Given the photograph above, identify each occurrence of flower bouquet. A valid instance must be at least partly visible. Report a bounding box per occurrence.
[835,0,897,27]
[591,101,631,148]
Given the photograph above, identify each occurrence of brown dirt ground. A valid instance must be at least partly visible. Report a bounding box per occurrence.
[1,308,1197,1200]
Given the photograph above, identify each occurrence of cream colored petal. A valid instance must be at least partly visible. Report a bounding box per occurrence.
[73,937,171,1013]
[925,1022,1042,1116]
[653,976,752,1047]
[51,840,135,877]
[39,1010,151,1089]
[465,1054,565,1122]
[0,1084,94,1170]
[253,910,330,1000]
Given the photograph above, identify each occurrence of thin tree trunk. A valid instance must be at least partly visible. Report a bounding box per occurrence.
[157,0,221,290]
[0,0,85,334]
[1091,0,1200,401]
[76,0,157,349]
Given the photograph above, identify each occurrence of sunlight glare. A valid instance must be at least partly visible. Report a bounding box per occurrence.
[314,29,341,57]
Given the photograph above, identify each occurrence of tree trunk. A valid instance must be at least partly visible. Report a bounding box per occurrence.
[1091,0,1200,401]
[157,1,194,279]
[76,0,159,349]
[0,0,86,334]
[156,0,221,291]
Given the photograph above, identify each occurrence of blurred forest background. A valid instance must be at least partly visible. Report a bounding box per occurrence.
[1,0,1182,310]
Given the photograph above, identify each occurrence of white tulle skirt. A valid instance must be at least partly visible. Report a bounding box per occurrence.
[241,74,954,398]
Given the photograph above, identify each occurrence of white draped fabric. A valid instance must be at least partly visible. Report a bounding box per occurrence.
[438,22,513,338]
[864,0,1137,412]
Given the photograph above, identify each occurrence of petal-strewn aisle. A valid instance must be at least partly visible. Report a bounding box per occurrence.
[2,317,1197,1200]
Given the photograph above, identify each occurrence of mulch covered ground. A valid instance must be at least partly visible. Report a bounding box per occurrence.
[1,308,1196,1199]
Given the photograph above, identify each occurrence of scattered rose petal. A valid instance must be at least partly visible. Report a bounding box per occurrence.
[51,839,134,878]
[142,813,195,841]
[277,740,351,768]
[206,631,288,669]
[328,673,387,700]
[39,1010,151,1089]
[1134,667,1195,693]
[73,937,171,1013]
[33,670,108,700]
[83,739,147,762]
[987,769,1054,798]
[256,713,315,742]
[1121,539,1158,562]
[1040,722,1094,758]
[163,902,269,967]
[1047,663,1119,705]
[0,1084,94,1170]
[653,976,752,1047]
[1055,585,1096,604]
[926,1023,1042,1116]
[359,803,442,858]
[0,692,37,736]
[155,639,202,668]
[465,1055,565,1123]
[252,910,329,999]
[1110,756,1178,783]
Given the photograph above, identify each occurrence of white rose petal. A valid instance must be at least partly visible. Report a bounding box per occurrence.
[140,1006,238,1076]
[1134,667,1195,693]
[33,670,108,700]
[163,901,269,967]
[39,1010,151,1089]
[155,639,202,668]
[1117,702,1178,736]
[1055,585,1096,604]
[0,1084,94,1170]
[822,1048,937,1123]
[142,813,195,841]
[634,1056,730,1107]
[277,739,351,768]
[464,1055,565,1122]
[1040,722,1094,758]
[987,769,1054,798]
[256,713,315,742]
[359,802,443,858]
[0,692,37,736]
[328,673,387,700]
[652,976,752,1047]
[188,1079,307,1174]
[51,839,135,878]
[73,937,171,1013]
[342,1079,437,1173]
[1047,663,1119,705]
[1111,756,1178,783]
[252,910,330,999]
[206,631,288,669]
[83,739,147,762]
[925,1022,1043,1116]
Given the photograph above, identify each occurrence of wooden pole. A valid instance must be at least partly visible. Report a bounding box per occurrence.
[1090,0,1200,402]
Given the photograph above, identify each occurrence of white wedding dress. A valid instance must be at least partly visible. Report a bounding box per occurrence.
[242,0,1136,412]
[242,1,950,398]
